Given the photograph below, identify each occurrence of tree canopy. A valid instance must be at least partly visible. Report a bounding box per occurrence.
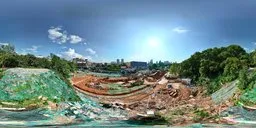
[0,44,76,84]
[169,45,252,93]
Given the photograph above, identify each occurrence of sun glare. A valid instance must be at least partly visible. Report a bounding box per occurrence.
[148,37,160,47]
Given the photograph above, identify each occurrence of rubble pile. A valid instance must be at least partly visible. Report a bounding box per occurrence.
[72,71,168,97]
[72,71,249,125]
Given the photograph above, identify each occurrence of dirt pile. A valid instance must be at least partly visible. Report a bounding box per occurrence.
[72,71,237,125]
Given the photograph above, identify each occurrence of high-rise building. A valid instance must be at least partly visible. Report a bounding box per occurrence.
[149,59,153,65]
[117,59,120,64]
[121,59,124,64]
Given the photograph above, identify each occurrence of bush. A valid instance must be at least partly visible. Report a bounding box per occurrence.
[130,80,144,87]
[193,109,210,122]
[238,68,249,90]
[0,69,3,79]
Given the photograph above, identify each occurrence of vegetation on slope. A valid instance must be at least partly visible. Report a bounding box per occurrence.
[169,45,256,94]
[0,44,76,85]
[0,68,80,108]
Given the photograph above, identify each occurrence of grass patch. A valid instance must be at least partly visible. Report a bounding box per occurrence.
[193,109,210,122]
[0,69,4,79]
[108,85,147,95]
[130,80,144,87]
[13,84,31,92]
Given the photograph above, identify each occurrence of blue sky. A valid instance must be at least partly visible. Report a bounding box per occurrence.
[0,0,256,62]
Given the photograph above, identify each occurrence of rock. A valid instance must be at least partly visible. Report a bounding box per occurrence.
[128,103,139,109]
[53,115,75,124]
[146,77,155,82]
[158,78,168,85]
[42,97,48,101]
[38,95,43,100]
[146,110,155,116]
[47,101,58,110]
[191,89,199,96]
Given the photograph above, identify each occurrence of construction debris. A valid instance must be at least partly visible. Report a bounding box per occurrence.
[71,70,256,126]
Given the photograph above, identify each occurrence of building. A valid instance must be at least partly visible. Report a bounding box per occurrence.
[110,61,116,64]
[72,58,88,70]
[129,61,148,69]
[164,61,170,65]
[121,59,124,64]
[117,59,120,65]
[149,59,153,65]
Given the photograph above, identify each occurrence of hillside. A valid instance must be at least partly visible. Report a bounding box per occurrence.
[0,68,80,108]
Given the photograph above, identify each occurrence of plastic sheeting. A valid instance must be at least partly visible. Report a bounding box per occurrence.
[211,81,238,104]
[240,88,256,105]
[0,68,79,105]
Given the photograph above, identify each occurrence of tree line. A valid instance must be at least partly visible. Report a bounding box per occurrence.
[0,44,76,84]
[169,45,256,94]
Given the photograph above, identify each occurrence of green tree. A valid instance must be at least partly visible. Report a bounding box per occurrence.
[50,54,72,79]
[0,44,15,54]
[169,63,181,76]
[223,57,242,81]
[170,45,249,94]
[0,54,19,68]
[238,67,249,90]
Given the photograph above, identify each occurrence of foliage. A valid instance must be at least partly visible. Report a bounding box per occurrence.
[169,45,251,94]
[206,77,222,94]
[169,62,181,76]
[240,88,256,106]
[0,69,3,79]
[106,64,121,71]
[238,67,250,90]
[0,53,19,68]
[0,44,15,54]
[130,80,144,87]
[223,57,243,80]
[193,109,210,122]
[0,44,76,85]
[149,61,170,71]
[108,84,147,95]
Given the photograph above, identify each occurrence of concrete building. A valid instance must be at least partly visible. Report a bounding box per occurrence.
[121,59,124,64]
[149,59,153,65]
[110,61,116,64]
[72,58,88,70]
[164,61,170,65]
[117,59,120,65]
[129,61,148,69]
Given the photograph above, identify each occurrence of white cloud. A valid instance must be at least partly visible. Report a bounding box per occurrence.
[172,27,189,34]
[48,27,69,44]
[24,45,41,53]
[61,46,67,49]
[48,26,84,44]
[56,54,63,57]
[0,42,9,45]
[86,48,96,55]
[62,48,92,60]
[253,42,256,45]
[62,48,84,59]
[70,35,83,44]
[36,55,44,58]
[84,55,92,60]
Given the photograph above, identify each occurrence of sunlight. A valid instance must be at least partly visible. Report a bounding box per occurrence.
[148,37,160,47]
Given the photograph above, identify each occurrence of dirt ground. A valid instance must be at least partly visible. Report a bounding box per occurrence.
[71,73,235,125]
